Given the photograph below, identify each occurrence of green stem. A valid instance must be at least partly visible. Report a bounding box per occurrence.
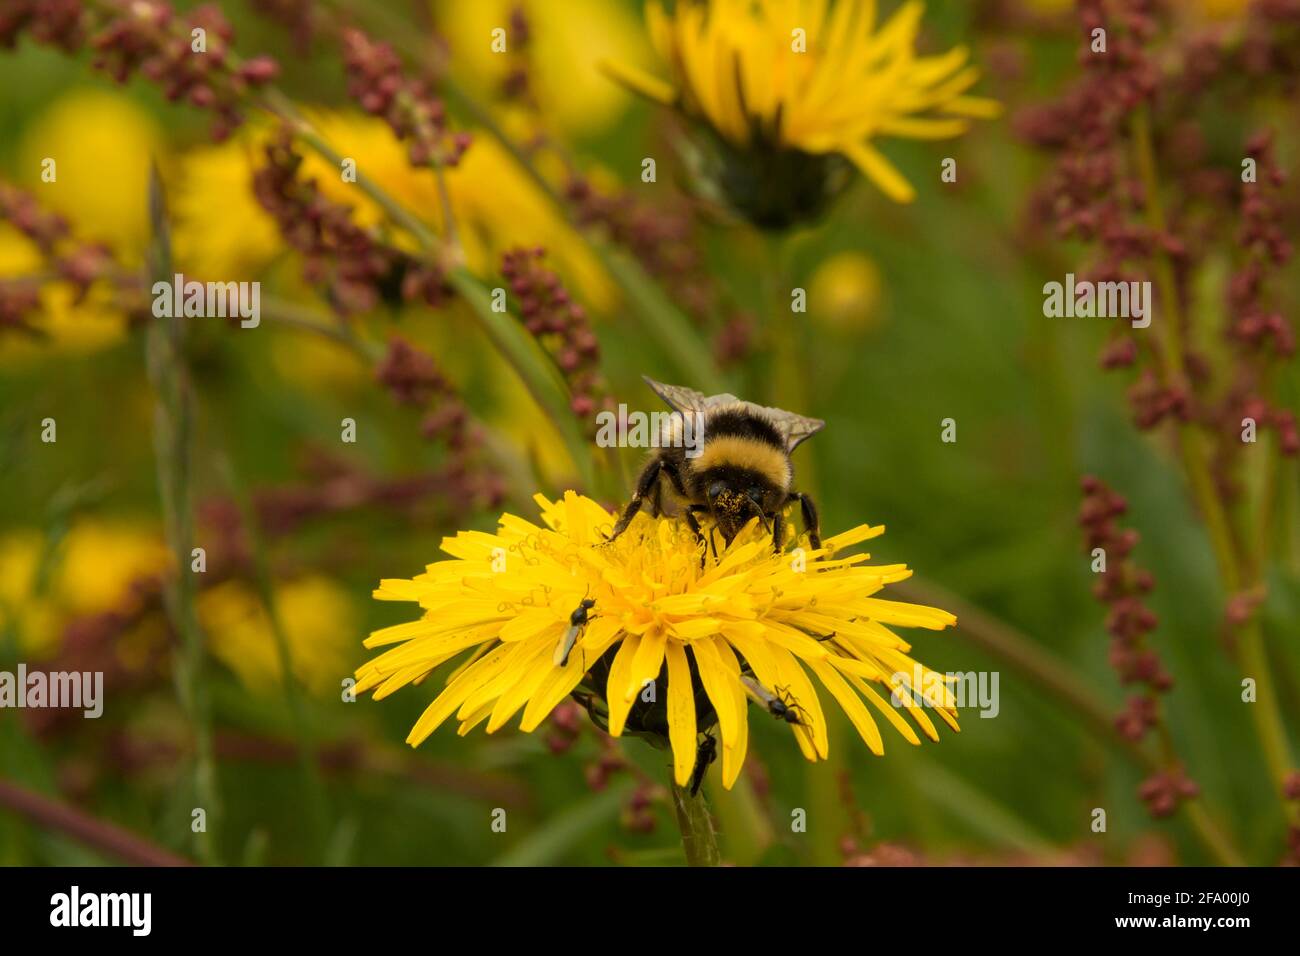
[596,247,729,390]
[144,168,220,865]
[1253,434,1280,581]
[0,779,193,867]
[447,267,595,489]
[1132,108,1296,818]
[1238,618,1295,798]
[260,295,381,357]
[1130,107,1187,383]
[670,782,721,867]
[218,458,331,861]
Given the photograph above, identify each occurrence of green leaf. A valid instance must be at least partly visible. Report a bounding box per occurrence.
[490,781,631,866]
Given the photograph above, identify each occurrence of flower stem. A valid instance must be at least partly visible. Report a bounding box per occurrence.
[218,457,332,862]
[670,783,720,867]
[145,167,221,865]
[1131,108,1296,819]
[0,779,193,867]
[259,295,381,357]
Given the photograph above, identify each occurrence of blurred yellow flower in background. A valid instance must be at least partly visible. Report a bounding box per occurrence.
[1195,0,1252,18]
[1022,0,1248,19]
[172,111,615,312]
[487,366,579,485]
[1018,0,1072,14]
[17,88,164,261]
[0,520,170,658]
[56,521,171,615]
[267,326,371,393]
[170,135,285,282]
[809,250,883,336]
[0,227,129,363]
[604,0,1000,219]
[202,575,357,696]
[433,0,651,138]
[0,530,59,658]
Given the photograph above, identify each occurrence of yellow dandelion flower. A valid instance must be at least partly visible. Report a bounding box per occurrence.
[355,491,958,790]
[603,0,1000,222]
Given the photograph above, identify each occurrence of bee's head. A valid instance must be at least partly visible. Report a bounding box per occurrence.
[703,469,780,543]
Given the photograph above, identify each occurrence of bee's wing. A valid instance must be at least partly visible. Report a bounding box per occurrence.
[643,377,824,451]
[642,376,739,413]
[747,402,826,452]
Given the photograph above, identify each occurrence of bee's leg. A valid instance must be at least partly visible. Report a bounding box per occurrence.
[648,479,664,518]
[683,506,706,543]
[770,509,785,553]
[660,458,690,498]
[791,491,822,550]
[608,457,662,541]
[684,506,711,567]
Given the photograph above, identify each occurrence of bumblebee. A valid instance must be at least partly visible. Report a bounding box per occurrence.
[608,377,825,552]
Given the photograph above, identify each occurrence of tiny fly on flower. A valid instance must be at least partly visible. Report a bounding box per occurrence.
[741,675,809,727]
[689,732,718,797]
[553,591,596,667]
